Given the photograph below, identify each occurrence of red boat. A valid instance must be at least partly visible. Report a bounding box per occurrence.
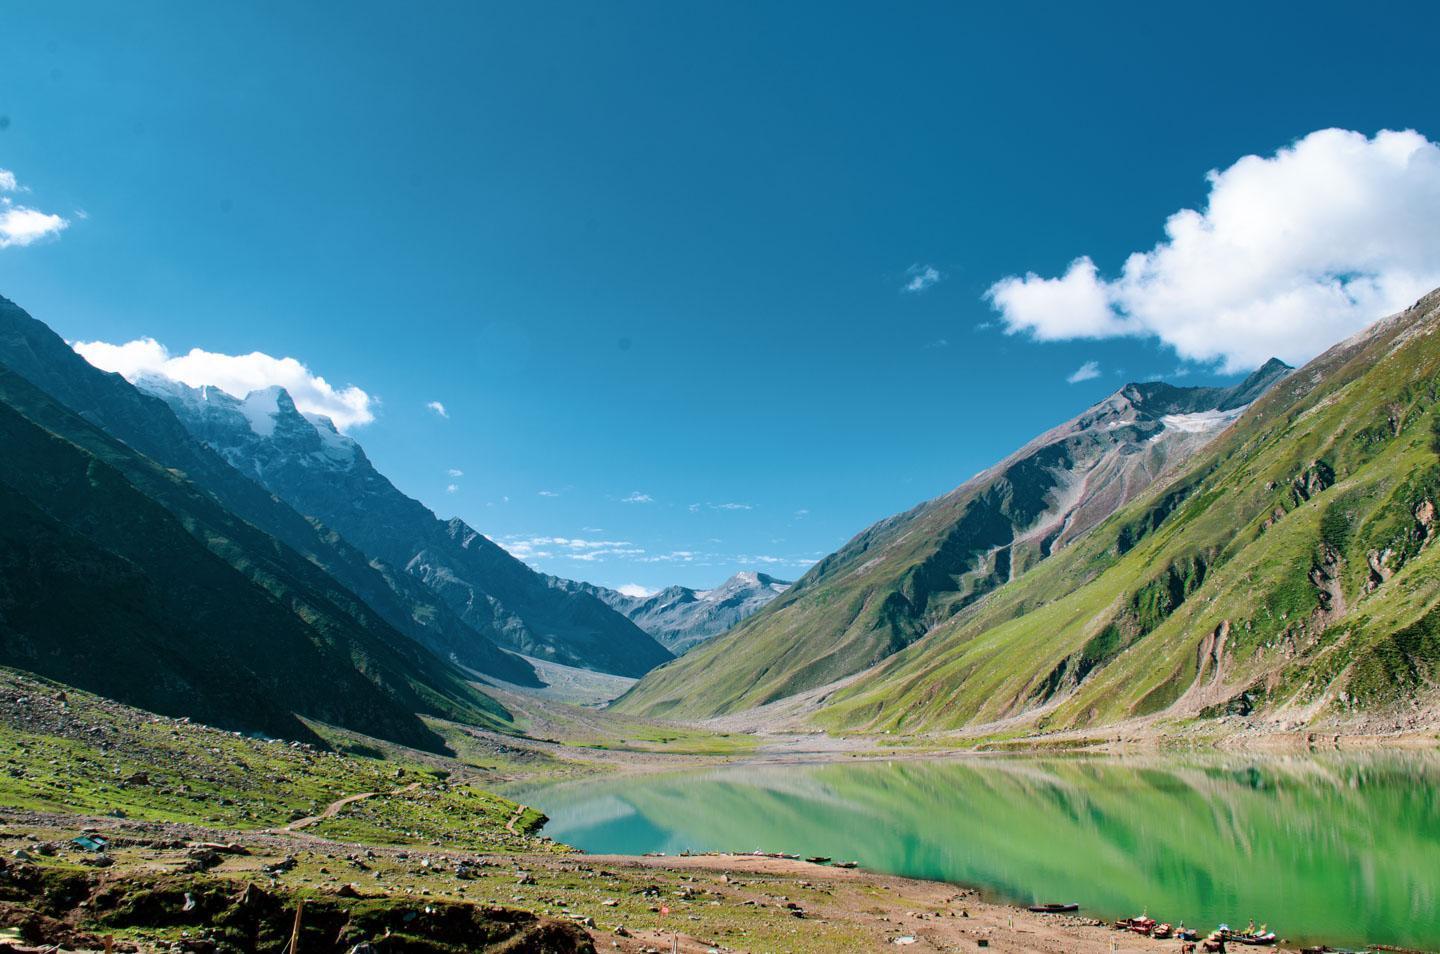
[1117,915,1158,935]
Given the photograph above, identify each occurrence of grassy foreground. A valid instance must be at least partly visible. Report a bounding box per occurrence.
[1,667,1221,953]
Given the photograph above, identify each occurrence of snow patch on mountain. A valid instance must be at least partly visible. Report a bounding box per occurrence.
[1159,407,1246,434]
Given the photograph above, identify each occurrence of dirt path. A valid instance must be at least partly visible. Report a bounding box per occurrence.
[277,781,421,832]
[503,803,528,835]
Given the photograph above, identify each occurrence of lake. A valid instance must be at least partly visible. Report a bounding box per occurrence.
[510,751,1440,949]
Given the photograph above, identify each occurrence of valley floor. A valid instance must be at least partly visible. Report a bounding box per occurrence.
[4,667,1437,952]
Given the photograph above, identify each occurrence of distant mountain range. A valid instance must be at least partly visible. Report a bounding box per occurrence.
[5,284,1439,748]
[615,357,1294,718]
[554,572,791,655]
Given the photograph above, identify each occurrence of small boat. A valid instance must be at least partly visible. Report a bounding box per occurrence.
[1153,923,1174,939]
[1027,902,1079,914]
[1119,915,1158,936]
[1219,923,1278,946]
[1228,932,1278,947]
[832,860,858,868]
[805,856,831,865]
[1176,926,1199,941]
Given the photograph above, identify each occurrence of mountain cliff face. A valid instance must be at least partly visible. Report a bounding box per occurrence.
[132,375,672,678]
[555,572,791,655]
[814,290,1440,737]
[614,359,1292,718]
[0,364,507,751]
[0,295,536,687]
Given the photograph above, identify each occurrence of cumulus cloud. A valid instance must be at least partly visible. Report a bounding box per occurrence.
[0,168,68,249]
[622,491,653,504]
[903,263,942,294]
[73,337,375,430]
[426,401,448,418]
[445,483,459,494]
[616,583,658,598]
[986,128,1440,372]
[1066,360,1102,383]
[448,468,464,478]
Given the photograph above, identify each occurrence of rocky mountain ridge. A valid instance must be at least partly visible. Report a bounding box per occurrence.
[555,572,791,654]
[130,371,672,679]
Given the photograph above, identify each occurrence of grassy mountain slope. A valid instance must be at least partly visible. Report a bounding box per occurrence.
[0,365,508,750]
[0,295,536,686]
[615,361,1289,719]
[816,289,1440,735]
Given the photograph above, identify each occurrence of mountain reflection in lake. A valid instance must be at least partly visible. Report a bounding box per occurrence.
[510,752,1440,949]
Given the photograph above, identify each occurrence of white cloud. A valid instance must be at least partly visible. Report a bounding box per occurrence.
[622,491,653,504]
[1066,360,1102,383]
[986,128,1440,372]
[0,168,68,249]
[537,490,560,497]
[73,337,375,429]
[903,263,942,294]
[498,535,643,563]
[448,468,464,478]
[923,338,950,349]
[445,483,459,494]
[616,583,658,598]
[426,401,448,418]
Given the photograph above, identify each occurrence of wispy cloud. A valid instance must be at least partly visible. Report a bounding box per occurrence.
[903,263,943,294]
[922,338,950,350]
[447,468,464,478]
[0,168,68,249]
[537,490,560,497]
[1066,360,1102,383]
[691,501,753,512]
[74,337,375,430]
[426,401,448,418]
[445,483,459,494]
[622,491,653,504]
[498,535,642,563]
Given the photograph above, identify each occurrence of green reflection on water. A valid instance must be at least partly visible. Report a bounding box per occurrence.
[511,752,1440,948]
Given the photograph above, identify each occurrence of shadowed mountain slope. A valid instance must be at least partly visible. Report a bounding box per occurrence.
[0,295,536,686]
[0,365,507,750]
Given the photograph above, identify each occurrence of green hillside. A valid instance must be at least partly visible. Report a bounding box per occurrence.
[615,350,1289,720]
[819,289,1440,735]
[0,364,509,750]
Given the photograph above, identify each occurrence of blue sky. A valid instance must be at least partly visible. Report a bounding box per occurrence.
[3,2,1439,591]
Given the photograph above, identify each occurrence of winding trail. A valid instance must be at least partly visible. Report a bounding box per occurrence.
[278,781,421,832]
[504,803,529,835]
